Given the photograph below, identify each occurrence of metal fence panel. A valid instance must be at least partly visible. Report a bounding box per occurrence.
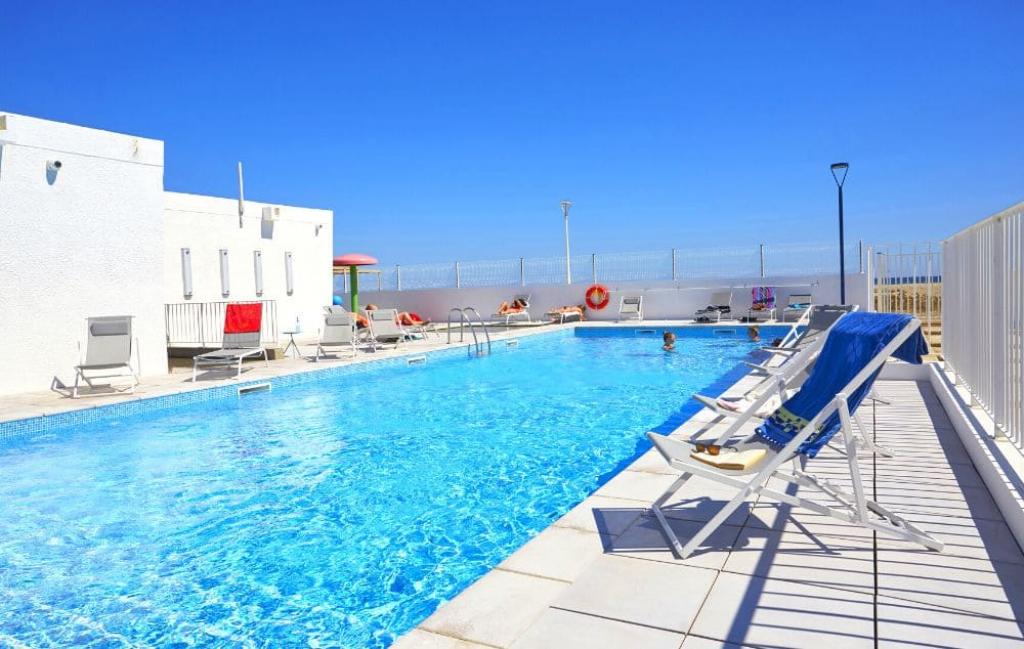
[165,300,278,347]
[355,241,865,292]
[871,242,943,352]
[943,202,1024,447]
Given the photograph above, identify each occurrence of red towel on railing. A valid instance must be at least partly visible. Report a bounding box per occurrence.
[224,303,263,333]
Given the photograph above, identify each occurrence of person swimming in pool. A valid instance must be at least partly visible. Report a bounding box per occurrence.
[747,326,760,342]
[662,331,676,352]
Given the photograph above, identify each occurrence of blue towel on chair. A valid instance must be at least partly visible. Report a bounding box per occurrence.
[754,312,928,457]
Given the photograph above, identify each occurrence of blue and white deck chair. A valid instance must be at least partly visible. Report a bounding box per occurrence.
[693,305,857,420]
[646,312,943,559]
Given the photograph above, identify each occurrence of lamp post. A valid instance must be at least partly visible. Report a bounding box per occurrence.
[830,162,849,304]
[560,200,573,285]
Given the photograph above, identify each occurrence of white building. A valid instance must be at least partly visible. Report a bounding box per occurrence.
[0,112,333,396]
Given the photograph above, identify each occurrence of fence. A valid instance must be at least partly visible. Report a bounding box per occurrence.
[335,241,865,293]
[165,300,279,347]
[870,242,943,351]
[943,201,1024,448]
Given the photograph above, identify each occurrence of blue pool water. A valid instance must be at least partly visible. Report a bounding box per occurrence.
[0,327,782,647]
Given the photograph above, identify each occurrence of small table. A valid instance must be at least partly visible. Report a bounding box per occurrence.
[282,330,304,359]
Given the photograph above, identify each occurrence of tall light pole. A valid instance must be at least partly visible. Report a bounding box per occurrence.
[560,200,573,285]
[830,162,849,304]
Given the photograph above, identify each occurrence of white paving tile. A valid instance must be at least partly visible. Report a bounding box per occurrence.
[553,554,717,633]
[511,608,684,649]
[594,470,682,502]
[875,594,1024,648]
[391,629,493,649]
[723,526,875,593]
[420,569,567,648]
[605,514,742,570]
[552,495,645,537]
[499,526,608,582]
[689,572,875,649]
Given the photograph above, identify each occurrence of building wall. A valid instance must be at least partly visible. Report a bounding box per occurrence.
[340,272,871,323]
[0,112,167,395]
[164,192,333,339]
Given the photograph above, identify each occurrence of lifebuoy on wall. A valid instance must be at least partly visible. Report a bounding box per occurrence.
[585,284,611,310]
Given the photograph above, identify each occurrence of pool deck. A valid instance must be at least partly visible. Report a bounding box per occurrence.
[393,372,1024,648]
[0,319,784,424]
[0,320,572,424]
[2,319,1020,647]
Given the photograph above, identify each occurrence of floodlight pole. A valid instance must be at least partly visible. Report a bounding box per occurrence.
[830,162,849,304]
[561,200,573,285]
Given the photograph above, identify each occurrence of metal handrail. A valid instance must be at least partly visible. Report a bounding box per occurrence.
[446,307,491,356]
[462,307,492,355]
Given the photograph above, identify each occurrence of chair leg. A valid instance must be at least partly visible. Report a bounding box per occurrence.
[679,485,756,559]
[72,370,81,398]
[192,361,198,383]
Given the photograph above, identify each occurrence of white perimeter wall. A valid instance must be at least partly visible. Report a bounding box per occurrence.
[340,272,871,323]
[164,192,333,338]
[0,112,166,396]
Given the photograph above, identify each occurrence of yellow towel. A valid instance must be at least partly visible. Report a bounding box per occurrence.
[690,448,767,471]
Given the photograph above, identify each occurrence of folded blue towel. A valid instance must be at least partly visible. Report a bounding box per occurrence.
[755,312,927,457]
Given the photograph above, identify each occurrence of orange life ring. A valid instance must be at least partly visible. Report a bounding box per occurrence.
[585,284,610,310]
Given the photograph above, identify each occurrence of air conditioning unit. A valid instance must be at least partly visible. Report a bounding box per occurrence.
[262,206,281,222]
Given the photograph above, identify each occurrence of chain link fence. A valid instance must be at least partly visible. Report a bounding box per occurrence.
[336,241,865,293]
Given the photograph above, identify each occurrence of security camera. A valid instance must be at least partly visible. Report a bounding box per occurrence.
[47,160,62,172]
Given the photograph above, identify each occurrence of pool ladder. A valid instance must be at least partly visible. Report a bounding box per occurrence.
[447,307,492,357]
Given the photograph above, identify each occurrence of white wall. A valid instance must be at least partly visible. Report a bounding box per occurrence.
[341,272,871,323]
[164,192,333,339]
[0,112,167,395]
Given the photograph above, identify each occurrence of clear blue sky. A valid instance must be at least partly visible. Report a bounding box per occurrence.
[3,2,1021,266]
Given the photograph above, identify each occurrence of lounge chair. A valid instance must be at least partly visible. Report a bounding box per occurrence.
[493,294,532,325]
[366,308,406,349]
[314,309,358,360]
[192,302,269,381]
[745,286,776,322]
[694,291,733,322]
[646,312,942,559]
[618,296,643,321]
[72,315,139,398]
[547,305,585,324]
[694,305,856,419]
[781,293,813,322]
[755,304,857,362]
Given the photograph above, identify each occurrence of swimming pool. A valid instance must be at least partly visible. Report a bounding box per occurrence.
[0,326,786,647]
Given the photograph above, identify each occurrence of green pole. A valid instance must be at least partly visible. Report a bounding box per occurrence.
[349,266,360,312]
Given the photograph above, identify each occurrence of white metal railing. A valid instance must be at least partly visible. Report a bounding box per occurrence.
[870,242,942,349]
[943,201,1024,447]
[165,300,279,347]
[335,241,865,293]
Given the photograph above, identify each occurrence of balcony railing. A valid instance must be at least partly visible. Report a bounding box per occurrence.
[943,202,1024,447]
[165,300,278,348]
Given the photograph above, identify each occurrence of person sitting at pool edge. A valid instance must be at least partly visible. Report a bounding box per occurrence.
[662,331,676,352]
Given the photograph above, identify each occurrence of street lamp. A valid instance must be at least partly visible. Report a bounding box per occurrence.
[830,162,849,304]
[560,200,572,285]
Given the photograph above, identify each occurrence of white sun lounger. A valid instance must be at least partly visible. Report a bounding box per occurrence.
[782,293,813,322]
[72,315,139,398]
[618,296,643,321]
[192,303,269,381]
[492,294,532,325]
[314,309,358,360]
[694,291,733,322]
[366,308,406,349]
[646,313,943,559]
